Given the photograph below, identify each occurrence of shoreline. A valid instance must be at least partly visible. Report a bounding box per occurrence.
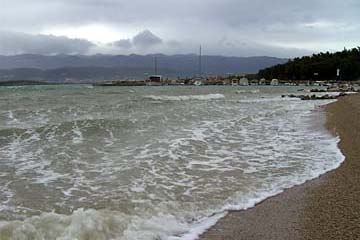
[200,93,360,240]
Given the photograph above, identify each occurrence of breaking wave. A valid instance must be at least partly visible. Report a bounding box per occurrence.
[144,94,225,101]
[0,85,345,240]
[236,89,260,94]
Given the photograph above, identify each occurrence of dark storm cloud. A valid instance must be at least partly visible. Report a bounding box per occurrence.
[0,31,94,55]
[1,0,359,56]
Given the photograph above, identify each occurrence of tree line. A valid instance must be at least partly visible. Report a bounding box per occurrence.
[258,47,360,81]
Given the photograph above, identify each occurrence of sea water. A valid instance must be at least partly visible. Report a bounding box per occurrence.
[0,85,344,239]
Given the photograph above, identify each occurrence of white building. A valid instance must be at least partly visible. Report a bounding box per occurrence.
[231,78,239,86]
[259,78,267,85]
[239,77,249,86]
[270,79,279,86]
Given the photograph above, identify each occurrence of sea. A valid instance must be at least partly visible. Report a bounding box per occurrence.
[0,85,344,240]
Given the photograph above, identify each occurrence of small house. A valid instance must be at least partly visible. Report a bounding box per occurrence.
[231,78,239,86]
[270,79,279,86]
[239,77,249,86]
[259,78,267,85]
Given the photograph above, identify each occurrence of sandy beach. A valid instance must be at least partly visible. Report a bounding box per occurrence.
[200,93,360,240]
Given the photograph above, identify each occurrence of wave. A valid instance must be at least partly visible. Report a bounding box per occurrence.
[0,87,346,240]
[0,135,345,240]
[144,94,225,101]
[236,89,260,94]
[0,208,194,240]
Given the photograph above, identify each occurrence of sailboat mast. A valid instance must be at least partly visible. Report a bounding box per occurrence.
[199,45,202,77]
[154,56,158,75]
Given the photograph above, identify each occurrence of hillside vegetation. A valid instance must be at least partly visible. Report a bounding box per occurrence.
[258,47,360,81]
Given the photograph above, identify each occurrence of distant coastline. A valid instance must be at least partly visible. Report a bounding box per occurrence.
[0,80,93,86]
[0,80,51,86]
[0,54,287,83]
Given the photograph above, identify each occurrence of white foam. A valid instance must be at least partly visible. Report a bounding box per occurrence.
[236,89,260,94]
[145,94,225,101]
[178,137,345,240]
[0,87,346,240]
[72,122,84,144]
[104,129,115,147]
[6,110,20,126]
[0,208,193,240]
[178,212,226,240]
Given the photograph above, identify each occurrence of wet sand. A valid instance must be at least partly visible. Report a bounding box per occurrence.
[200,93,360,240]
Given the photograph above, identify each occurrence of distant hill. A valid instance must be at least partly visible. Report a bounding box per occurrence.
[258,47,360,81]
[0,54,287,82]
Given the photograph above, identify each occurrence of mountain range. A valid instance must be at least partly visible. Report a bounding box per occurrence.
[0,54,288,82]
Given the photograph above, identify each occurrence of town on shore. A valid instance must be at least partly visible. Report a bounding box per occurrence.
[92,74,360,88]
[94,47,360,87]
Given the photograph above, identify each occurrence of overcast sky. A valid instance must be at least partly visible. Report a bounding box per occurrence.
[0,0,359,57]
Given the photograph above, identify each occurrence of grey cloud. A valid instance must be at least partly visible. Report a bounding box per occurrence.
[132,30,163,48]
[1,0,359,57]
[109,30,163,51]
[105,33,310,58]
[112,39,132,49]
[0,31,94,55]
[3,0,358,29]
[162,40,311,58]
